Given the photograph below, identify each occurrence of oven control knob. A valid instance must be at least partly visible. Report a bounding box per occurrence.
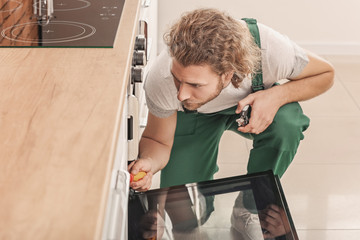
[132,50,147,66]
[131,66,143,83]
[135,35,146,51]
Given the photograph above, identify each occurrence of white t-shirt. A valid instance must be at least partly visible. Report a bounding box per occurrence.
[144,20,309,118]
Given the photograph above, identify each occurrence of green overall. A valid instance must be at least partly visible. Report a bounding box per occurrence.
[160,18,310,188]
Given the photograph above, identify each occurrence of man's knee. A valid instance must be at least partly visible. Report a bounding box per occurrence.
[261,102,310,149]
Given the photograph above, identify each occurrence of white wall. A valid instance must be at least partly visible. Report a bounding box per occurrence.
[158,0,360,55]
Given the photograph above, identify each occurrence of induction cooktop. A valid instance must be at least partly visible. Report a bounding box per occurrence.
[0,0,125,47]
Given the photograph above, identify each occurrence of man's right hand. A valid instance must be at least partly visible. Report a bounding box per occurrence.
[128,158,154,192]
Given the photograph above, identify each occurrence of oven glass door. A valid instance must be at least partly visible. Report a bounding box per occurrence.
[128,171,299,240]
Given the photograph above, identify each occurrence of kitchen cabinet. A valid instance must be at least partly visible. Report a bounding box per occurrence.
[0,0,145,239]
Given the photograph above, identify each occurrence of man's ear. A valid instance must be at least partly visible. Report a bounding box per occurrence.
[222,71,234,87]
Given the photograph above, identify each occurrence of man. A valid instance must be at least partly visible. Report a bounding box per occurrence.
[128,8,334,192]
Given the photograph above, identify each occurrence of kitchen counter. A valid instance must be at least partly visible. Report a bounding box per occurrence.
[0,0,140,239]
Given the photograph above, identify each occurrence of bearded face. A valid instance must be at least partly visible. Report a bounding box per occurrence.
[171,59,232,111]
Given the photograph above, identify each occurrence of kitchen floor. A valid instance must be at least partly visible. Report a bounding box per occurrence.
[150,55,360,240]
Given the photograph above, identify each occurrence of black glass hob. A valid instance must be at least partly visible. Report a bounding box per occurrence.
[0,0,125,47]
[128,171,299,240]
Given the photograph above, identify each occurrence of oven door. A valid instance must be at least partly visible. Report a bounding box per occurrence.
[128,171,299,240]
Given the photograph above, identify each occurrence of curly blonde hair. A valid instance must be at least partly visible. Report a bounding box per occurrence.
[164,8,261,88]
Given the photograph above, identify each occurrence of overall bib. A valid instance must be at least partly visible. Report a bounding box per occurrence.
[160,18,310,188]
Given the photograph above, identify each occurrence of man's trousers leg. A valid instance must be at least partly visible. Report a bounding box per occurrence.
[160,111,227,188]
[228,102,310,178]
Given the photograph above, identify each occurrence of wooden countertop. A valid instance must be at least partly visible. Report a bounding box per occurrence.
[0,0,140,239]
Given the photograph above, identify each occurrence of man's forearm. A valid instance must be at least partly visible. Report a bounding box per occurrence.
[275,69,334,106]
[272,52,335,107]
[138,136,173,174]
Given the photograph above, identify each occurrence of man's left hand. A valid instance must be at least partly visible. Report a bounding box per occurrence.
[236,86,284,134]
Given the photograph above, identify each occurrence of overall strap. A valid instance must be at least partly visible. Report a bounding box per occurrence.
[241,18,264,92]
